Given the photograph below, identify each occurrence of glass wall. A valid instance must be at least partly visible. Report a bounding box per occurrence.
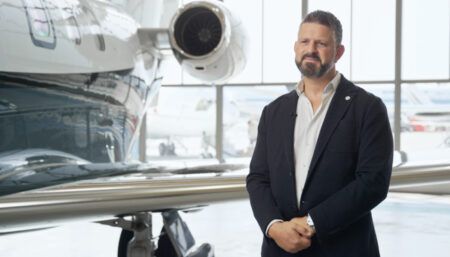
[147,0,450,162]
[308,0,351,76]
[358,84,396,130]
[146,87,216,160]
[262,0,302,83]
[400,83,450,161]
[402,0,449,80]
[223,86,289,158]
[352,0,395,81]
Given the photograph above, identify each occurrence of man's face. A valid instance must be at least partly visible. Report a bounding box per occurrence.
[294,22,343,78]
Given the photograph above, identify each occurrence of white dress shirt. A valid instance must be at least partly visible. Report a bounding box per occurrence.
[294,72,341,207]
[265,72,341,236]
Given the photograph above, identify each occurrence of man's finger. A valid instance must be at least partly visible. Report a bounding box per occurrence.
[292,223,312,238]
[298,237,311,249]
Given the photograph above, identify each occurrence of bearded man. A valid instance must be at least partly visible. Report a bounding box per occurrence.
[246,10,393,257]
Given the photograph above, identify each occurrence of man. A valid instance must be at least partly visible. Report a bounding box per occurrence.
[246,10,393,257]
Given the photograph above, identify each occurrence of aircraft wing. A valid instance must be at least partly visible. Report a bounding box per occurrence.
[0,161,247,234]
[0,147,448,235]
[390,162,450,195]
[2,156,450,234]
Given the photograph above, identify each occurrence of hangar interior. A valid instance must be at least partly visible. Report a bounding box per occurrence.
[0,0,449,257]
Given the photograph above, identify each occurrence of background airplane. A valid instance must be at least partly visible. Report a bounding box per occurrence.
[363,84,450,133]
[146,86,290,158]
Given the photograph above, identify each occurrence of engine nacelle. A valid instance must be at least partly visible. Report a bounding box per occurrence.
[169,0,246,84]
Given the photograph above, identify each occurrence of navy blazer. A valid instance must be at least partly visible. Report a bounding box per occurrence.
[246,76,393,257]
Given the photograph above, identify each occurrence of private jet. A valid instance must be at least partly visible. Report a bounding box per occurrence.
[0,0,248,256]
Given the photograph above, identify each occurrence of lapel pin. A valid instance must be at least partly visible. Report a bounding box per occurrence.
[345,96,351,101]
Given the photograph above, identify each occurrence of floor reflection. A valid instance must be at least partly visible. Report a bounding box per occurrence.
[0,193,449,257]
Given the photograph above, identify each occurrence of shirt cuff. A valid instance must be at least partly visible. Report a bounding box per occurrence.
[307,214,315,226]
[265,219,284,237]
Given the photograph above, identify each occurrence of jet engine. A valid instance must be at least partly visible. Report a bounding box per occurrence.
[169,0,247,84]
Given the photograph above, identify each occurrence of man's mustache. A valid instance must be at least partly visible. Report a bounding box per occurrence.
[301,53,321,62]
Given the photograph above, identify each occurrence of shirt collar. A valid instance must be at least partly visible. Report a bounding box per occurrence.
[296,72,341,96]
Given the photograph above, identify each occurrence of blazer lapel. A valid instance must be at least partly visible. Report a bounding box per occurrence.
[304,76,357,186]
[284,90,299,176]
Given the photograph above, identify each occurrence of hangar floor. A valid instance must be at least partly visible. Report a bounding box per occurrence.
[1,193,449,257]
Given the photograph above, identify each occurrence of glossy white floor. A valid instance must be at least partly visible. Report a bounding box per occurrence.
[1,193,450,257]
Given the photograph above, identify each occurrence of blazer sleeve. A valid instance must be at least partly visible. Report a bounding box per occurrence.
[309,97,394,241]
[246,106,284,235]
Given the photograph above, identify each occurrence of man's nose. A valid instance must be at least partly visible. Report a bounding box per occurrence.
[306,42,318,53]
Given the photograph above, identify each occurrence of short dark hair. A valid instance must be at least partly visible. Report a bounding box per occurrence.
[301,10,343,45]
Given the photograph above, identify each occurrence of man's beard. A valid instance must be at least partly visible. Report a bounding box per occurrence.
[296,53,332,78]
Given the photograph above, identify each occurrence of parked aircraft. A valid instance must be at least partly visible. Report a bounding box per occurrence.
[363,84,450,133]
[0,0,248,256]
[146,86,289,158]
[406,84,450,132]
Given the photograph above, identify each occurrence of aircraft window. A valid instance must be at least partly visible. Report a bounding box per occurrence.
[81,5,105,51]
[23,0,56,49]
[66,16,81,45]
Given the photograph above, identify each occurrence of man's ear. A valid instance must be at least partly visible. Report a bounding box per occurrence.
[335,45,345,62]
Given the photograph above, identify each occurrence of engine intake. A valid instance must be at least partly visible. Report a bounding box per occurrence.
[173,7,222,56]
[169,1,247,83]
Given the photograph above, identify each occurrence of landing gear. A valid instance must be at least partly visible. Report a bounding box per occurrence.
[113,212,154,257]
[118,229,133,257]
[118,227,177,257]
[102,211,214,257]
